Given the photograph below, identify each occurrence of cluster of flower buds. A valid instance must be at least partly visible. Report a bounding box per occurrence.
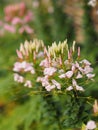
[16,39,44,61]
[0,2,33,36]
[13,39,44,88]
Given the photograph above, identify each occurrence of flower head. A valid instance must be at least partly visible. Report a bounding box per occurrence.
[86,120,96,130]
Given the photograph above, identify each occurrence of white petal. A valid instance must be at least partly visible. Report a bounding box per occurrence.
[72,79,77,86]
[40,59,49,68]
[76,72,83,79]
[75,61,80,68]
[45,85,55,91]
[14,73,24,83]
[24,80,32,88]
[36,77,42,82]
[51,79,61,89]
[83,66,93,74]
[66,86,73,91]
[31,69,35,74]
[65,71,73,78]
[86,74,95,79]
[59,74,66,78]
[72,64,76,72]
[44,67,57,76]
[76,85,84,91]
[80,59,91,65]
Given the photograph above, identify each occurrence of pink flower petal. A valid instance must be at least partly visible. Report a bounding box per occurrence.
[4,24,16,33]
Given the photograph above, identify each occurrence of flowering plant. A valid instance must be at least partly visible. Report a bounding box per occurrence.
[13,39,97,129]
[0,2,33,36]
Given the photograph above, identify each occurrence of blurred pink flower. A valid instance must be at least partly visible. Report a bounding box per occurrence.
[19,25,33,34]
[12,17,22,25]
[24,11,33,23]
[3,2,34,35]
[4,24,16,33]
[19,2,26,16]
[4,2,26,21]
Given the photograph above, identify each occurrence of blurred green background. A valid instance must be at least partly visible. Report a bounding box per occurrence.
[0,0,98,130]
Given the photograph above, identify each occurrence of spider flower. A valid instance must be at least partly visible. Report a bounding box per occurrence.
[13,39,95,92]
[13,39,96,129]
[38,40,95,92]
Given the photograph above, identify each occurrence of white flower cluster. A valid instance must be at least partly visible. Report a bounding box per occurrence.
[59,59,95,92]
[37,40,95,92]
[37,67,61,91]
[13,61,35,88]
[13,39,44,88]
[13,40,95,92]
[13,61,35,74]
